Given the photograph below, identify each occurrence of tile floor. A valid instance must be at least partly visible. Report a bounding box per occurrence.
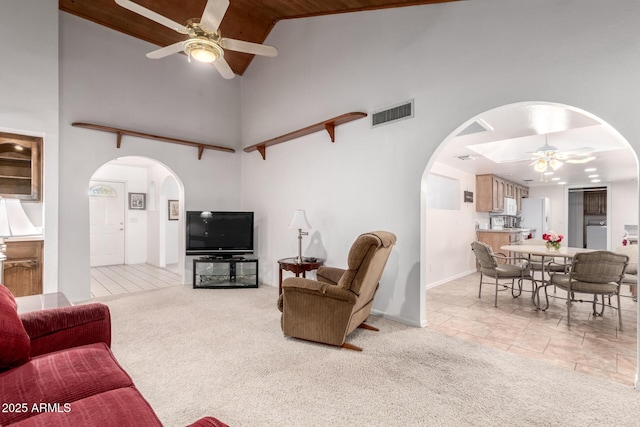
[426,272,638,385]
[90,263,183,297]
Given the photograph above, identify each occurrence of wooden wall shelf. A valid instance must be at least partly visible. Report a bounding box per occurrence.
[71,122,235,160]
[243,112,367,160]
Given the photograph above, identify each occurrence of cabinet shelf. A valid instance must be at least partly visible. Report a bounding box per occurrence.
[0,175,32,180]
[0,156,30,163]
[0,132,42,201]
[193,258,259,289]
[244,112,367,160]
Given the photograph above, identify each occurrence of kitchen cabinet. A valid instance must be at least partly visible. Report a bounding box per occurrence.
[0,132,43,201]
[3,239,43,297]
[476,230,523,262]
[583,190,607,215]
[476,174,529,213]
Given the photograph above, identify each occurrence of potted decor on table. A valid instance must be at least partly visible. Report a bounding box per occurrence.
[543,231,563,252]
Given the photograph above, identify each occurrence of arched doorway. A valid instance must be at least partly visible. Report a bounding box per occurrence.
[89,156,186,292]
[420,101,639,388]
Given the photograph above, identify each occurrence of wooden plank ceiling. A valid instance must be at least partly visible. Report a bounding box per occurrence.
[60,0,460,76]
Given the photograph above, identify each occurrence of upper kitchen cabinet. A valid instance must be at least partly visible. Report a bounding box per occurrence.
[476,175,504,212]
[476,174,528,213]
[0,132,42,201]
[584,190,607,215]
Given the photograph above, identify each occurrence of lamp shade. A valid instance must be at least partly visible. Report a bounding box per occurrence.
[288,210,311,230]
[533,159,547,173]
[0,198,40,237]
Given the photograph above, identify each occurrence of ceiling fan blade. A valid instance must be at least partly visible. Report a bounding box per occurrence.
[146,42,184,59]
[212,57,235,79]
[200,0,230,32]
[223,38,278,57]
[115,0,185,32]
[558,147,594,158]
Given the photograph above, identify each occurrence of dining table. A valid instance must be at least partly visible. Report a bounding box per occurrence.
[500,244,596,310]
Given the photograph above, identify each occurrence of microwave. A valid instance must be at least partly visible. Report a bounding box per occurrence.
[502,197,517,216]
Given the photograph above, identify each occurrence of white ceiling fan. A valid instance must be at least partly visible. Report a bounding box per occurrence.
[115,0,278,79]
[528,135,594,173]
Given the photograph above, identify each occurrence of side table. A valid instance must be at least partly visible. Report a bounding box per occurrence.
[15,292,72,314]
[278,257,324,295]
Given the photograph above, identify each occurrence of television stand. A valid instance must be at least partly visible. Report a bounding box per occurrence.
[193,257,258,289]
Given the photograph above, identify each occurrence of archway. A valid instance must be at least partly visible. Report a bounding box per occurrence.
[89,156,186,290]
[420,101,639,388]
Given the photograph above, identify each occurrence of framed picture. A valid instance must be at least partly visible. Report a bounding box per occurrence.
[168,200,179,220]
[128,192,146,210]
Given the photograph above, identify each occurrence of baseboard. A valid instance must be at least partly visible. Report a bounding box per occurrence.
[370,309,423,328]
[426,269,476,289]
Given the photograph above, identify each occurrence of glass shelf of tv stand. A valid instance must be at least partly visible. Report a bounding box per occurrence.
[192,257,259,289]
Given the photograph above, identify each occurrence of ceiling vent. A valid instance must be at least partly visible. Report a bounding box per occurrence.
[372,99,414,128]
[456,155,476,161]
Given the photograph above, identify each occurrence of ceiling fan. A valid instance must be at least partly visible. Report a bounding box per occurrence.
[528,136,594,173]
[114,0,278,79]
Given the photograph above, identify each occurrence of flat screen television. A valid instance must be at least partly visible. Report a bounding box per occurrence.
[186,211,254,257]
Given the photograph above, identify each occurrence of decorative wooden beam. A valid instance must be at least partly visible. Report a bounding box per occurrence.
[243,112,367,160]
[72,122,235,159]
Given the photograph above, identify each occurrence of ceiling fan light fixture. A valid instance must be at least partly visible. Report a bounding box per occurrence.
[549,158,563,170]
[534,159,547,173]
[183,39,222,63]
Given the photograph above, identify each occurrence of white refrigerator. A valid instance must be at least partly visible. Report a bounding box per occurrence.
[520,197,550,238]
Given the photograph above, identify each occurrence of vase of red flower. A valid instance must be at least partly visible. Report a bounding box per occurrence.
[542,231,563,252]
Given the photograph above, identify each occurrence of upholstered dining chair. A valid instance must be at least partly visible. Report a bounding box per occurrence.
[471,241,532,307]
[277,231,396,351]
[546,251,628,330]
[615,245,638,302]
[520,238,570,276]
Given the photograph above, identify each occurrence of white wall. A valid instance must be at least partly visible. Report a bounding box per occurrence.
[0,0,59,292]
[241,0,640,326]
[425,163,477,287]
[58,13,242,302]
[162,176,180,265]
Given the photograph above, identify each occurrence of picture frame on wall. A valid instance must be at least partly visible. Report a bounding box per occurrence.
[168,200,179,220]
[129,192,146,210]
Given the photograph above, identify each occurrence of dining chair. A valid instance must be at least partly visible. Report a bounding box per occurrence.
[546,251,628,330]
[615,245,638,302]
[520,239,570,294]
[471,241,532,307]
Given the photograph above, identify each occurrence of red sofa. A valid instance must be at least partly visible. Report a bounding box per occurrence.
[0,285,227,427]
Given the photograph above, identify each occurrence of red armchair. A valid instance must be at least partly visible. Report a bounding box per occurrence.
[0,284,227,427]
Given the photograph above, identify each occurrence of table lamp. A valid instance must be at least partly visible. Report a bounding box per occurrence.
[0,198,41,283]
[289,210,311,263]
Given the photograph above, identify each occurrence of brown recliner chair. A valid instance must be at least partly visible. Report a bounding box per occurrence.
[277,231,396,351]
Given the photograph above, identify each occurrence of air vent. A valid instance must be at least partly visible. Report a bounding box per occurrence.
[372,99,414,128]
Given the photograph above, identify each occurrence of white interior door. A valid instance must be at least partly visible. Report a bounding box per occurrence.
[90,181,125,266]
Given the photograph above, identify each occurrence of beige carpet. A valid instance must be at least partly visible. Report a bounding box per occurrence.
[97,285,640,427]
